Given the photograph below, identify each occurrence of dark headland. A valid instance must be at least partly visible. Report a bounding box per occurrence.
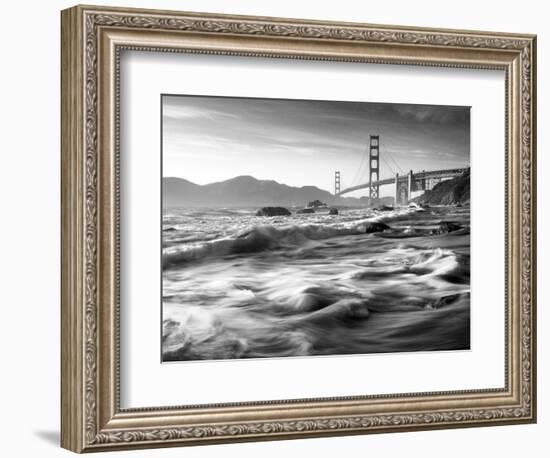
[412,169,470,206]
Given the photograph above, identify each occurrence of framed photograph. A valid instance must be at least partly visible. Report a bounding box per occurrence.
[61,4,537,453]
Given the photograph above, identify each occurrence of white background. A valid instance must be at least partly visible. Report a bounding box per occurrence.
[0,0,546,457]
[121,52,505,407]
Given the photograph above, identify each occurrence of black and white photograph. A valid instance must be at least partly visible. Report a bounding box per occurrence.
[161,95,471,362]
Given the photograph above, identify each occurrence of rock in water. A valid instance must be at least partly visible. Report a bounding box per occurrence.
[408,202,428,211]
[297,208,315,214]
[365,222,390,233]
[429,293,462,309]
[374,205,393,212]
[255,207,291,217]
[307,199,327,208]
[328,208,339,215]
[432,221,461,234]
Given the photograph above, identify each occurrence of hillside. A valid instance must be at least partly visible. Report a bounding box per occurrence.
[413,169,470,206]
[163,176,393,208]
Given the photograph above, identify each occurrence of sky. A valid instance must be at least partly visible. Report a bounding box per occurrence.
[162,94,470,197]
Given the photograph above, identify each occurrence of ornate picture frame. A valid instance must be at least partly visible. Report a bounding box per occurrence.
[61,4,536,453]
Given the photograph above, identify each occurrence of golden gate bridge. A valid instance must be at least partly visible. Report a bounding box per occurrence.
[334,135,468,205]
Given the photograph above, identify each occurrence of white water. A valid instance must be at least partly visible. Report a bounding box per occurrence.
[162,206,470,361]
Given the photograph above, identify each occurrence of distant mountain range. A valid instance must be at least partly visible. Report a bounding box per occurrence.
[163,175,393,208]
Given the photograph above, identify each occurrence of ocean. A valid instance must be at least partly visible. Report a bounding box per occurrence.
[162,205,470,362]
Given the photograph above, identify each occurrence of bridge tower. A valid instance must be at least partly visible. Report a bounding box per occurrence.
[408,169,413,201]
[369,135,380,200]
[394,169,415,205]
[334,171,341,195]
[395,173,400,204]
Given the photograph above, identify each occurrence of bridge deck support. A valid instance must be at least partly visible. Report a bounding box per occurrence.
[407,170,413,204]
[394,173,399,206]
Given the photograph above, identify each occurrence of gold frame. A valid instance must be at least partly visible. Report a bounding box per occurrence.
[61,4,537,453]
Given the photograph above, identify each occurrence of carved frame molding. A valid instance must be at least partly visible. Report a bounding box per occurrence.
[61,5,536,453]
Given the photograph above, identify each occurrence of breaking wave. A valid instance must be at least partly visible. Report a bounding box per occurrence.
[162,205,471,361]
[163,209,418,267]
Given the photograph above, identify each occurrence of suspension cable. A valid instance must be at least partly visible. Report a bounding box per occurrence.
[347,139,408,188]
[349,141,369,187]
[384,148,405,174]
[380,155,396,177]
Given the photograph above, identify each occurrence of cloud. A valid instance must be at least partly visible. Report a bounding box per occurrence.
[163,103,240,121]
[162,95,470,189]
[389,104,470,126]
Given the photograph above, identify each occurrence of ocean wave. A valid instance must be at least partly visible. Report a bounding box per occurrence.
[162,209,419,267]
[162,303,314,360]
[162,205,471,361]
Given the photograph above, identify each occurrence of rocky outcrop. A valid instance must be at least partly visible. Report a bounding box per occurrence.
[414,169,470,206]
[432,221,462,235]
[256,207,291,217]
[365,222,390,233]
[328,208,339,215]
[307,199,327,208]
[374,205,394,212]
[408,202,428,211]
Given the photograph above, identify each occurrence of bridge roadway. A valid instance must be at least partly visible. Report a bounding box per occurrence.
[336,167,468,197]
